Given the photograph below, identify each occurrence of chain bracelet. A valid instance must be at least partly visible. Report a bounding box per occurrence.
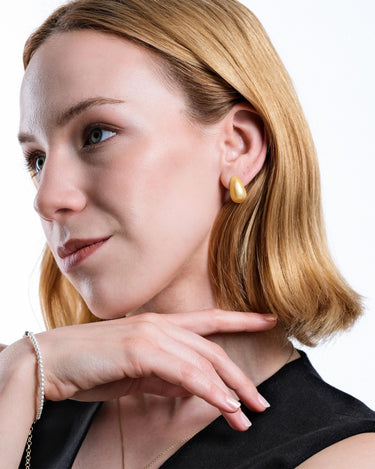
[25,425,33,469]
[24,331,45,421]
[23,331,45,469]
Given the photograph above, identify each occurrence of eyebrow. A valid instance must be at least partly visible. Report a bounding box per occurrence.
[18,97,125,144]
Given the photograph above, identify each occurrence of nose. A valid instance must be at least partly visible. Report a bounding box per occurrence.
[34,151,87,222]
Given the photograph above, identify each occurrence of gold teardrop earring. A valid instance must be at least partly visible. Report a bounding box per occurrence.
[230,176,247,203]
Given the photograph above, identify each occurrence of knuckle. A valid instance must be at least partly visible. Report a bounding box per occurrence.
[211,309,228,328]
[122,335,146,351]
[194,355,217,378]
[180,363,200,382]
[133,320,158,337]
[197,358,213,374]
[123,339,152,378]
[207,381,220,397]
[210,342,228,361]
[140,312,159,323]
[211,308,223,319]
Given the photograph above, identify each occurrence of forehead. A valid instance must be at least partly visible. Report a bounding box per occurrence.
[19,30,177,132]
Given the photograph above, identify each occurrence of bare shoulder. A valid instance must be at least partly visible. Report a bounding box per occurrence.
[296,433,375,468]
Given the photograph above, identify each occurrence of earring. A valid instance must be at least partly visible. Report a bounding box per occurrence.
[230,176,247,203]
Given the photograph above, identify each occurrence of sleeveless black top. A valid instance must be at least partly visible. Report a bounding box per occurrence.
[19,351,375,468]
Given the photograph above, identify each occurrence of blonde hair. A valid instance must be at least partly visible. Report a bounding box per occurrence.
[24,0,361,346]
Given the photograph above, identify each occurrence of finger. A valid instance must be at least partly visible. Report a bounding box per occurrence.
[73,376,251,432]
[132,346,244,415]
[160,309,277,336]
[156,325,269,413]
[221,408,253,432]
[73,377,191,402]
[74,373,252,432]
[75,321,243,413]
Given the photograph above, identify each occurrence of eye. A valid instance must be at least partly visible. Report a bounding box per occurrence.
[35,155,46,172]
[85,127,116,146]
[24,151,46,177]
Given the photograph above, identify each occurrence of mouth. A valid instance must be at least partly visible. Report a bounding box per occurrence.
[57,236,111,272]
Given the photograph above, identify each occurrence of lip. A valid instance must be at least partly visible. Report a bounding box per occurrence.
[57,236,111,272]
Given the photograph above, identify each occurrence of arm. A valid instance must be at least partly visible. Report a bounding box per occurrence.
[0,339,39,467]
[296,433,375,468]
[39,310,275,429]
[0,310,276,466]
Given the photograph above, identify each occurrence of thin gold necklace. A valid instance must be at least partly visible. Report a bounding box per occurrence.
[116,398,198,469]
[116,345,296,468]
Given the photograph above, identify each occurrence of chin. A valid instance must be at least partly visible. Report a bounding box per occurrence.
[74,270,166,320]
[83,292,146,320]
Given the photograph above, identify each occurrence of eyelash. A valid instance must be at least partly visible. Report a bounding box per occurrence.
[23,125,117,176]
[24,150,44,178]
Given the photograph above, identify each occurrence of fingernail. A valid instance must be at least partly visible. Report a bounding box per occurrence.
[258,393,271,408]
[225,396,241,411]
[262,314,277,322]
[241,412,252,428]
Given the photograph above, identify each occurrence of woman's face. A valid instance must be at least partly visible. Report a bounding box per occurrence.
[19,31,225,318]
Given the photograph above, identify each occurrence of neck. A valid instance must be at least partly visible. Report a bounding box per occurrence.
[115,324,298,468]
[133,310,296,403]
[209,326,297,388]
[116,284,298,467]
[101,260,299,468]
[130,262,297,390]
[134,248,217,316]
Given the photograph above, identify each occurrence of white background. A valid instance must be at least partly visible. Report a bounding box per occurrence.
[1,1,374,408]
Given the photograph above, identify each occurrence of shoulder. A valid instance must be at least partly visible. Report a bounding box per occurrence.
[253,352,375,468]
[296,433,375,468]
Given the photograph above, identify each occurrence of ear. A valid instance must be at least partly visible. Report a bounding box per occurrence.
[219,103,268,190]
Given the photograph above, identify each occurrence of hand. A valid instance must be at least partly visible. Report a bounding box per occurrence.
[35,309,276,431]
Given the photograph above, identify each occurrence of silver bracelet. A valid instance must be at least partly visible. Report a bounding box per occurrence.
[24,331,45,421]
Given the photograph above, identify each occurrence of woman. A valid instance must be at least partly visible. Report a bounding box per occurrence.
[0,0,374,467]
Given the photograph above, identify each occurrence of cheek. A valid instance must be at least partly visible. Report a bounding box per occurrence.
[97,130,221,235]
[143,154,221,247]
[146,130,221,208]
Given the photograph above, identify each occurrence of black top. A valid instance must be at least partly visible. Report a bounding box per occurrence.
[19,351,375,468]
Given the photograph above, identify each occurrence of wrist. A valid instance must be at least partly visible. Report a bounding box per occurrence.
[0,338,40,424]
[24,331,45,421]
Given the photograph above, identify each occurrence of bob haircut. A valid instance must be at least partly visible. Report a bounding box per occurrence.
[23,0,361,346]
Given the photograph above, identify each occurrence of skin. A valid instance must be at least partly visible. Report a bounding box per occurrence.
[12,30,374,468]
